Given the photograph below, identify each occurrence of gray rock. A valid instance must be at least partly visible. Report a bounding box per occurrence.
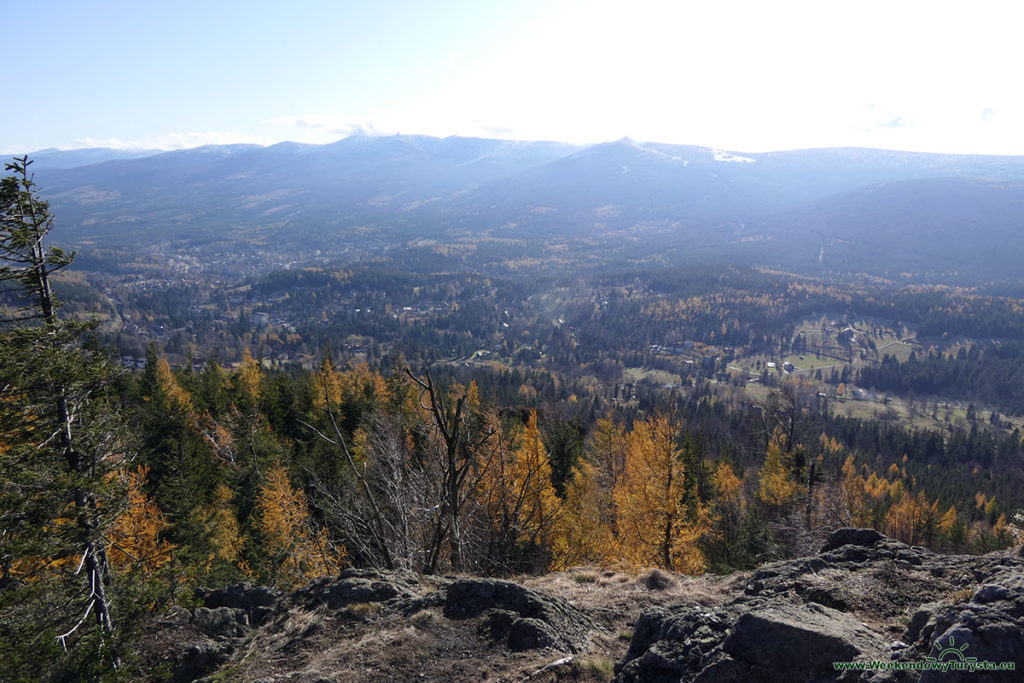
[293,568,427,612]
[507,617,559,651]
[617,532,1024,682]
[190,606,249,639]
[723,602,885,676]
[972,584,1010,604]
[197,582,280,626]
[821,528,886,552]
[444,578,593,653]
[173,638,234,682]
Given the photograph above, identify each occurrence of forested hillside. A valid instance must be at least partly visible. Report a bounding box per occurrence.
[3,152,1024,680]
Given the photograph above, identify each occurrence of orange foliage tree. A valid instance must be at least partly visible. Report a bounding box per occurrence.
[476,412,562,571]
[252,462,344,589]
[107,467,175,575]
[612,415,709,573]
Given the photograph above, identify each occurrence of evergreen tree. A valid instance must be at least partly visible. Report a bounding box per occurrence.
[0,157,127,675]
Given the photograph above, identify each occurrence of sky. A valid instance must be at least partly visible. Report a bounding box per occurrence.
[4,0,1024,155]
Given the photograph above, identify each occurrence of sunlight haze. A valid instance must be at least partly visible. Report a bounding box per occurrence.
[5,0,1023,154]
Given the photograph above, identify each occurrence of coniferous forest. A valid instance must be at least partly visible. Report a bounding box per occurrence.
[2,152,1024,679]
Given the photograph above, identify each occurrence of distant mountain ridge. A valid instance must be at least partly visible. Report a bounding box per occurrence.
[18,135,1024,282]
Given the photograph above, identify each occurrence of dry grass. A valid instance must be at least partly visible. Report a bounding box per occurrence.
[193,567,757,682]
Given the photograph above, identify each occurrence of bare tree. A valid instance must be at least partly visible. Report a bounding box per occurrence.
[403,368,493,573]
[306,411,436,571]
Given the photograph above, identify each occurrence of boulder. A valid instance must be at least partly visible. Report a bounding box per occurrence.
[895,571,1024,682]
[190,606,249,639]
[444,578,593,653]
[173,638,234,683]
[722,602,885,676]
[617,532,1024,682]
[197,582,280,626]
[616,600,884,682]
[820,528,885,552]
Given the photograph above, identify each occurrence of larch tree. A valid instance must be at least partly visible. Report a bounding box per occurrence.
[613,415,709,573]
[252,462,343,589]
[552,416,626,568]
[757,428,800,507]
[107,466,175,576]
[476,411,561,572]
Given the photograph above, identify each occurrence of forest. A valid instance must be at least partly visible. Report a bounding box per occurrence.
[2,156,1023,678]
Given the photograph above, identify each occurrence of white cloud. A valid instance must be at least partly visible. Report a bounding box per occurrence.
[264,115,395,143]
[72,131,277,151]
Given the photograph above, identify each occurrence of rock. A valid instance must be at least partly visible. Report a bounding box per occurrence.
[507,617,559,651]
[723,602,885,676]
[820,527,885,552]
[190,606,249,639]
[904,603,940,644]
[293,569,438,616]
[173,638,234,682]
[896,574,1024,682]
[197,582,280,626]
[480,608,519,641]
[444,578,593,653]
[972,584,1010,604]
[616,605,737,682]
[617,600,885,682]
[618,532,1024,682]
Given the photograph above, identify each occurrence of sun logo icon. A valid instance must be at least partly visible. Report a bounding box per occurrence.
[926,635,978,662]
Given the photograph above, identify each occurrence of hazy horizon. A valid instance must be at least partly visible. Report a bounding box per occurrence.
[6,0,1024,156]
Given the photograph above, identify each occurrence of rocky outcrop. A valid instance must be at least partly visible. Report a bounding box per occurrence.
[883,569,1024,682]
[293,568,433,612]
[616,529,1024,682]
[163,583,283,681]
[147,529,1024,682]
[195,582,280,626]
[159,571,595,681]
[444,577,595,653]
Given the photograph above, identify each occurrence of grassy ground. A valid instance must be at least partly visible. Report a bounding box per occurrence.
[724,314,1024,434]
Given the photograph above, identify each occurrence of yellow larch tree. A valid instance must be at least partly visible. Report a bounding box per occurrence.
[711,461,745,549]
[193,483,244,572]
[885,490,936,546]
[512,412,562,553]
[613,415,708,574]
[757,429,800,507]
[476,412,562,570]
[253,462,344,589]
[156,357,194,415]
[235,347,262,406]
[311,352,343,409]
[551,459,615,569]
[107,466,176,575]
[840,455,872,527]
[552,417,630,569]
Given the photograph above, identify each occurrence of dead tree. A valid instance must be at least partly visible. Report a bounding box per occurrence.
[404,367,493,573]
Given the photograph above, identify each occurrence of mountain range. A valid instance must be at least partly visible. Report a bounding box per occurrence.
[18,135,1024,282]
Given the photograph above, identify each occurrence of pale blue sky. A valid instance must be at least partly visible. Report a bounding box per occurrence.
[5,0,1023,154]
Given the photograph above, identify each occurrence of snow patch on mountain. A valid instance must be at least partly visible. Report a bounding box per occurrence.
[629,141,690,165]
[713,149,756,163]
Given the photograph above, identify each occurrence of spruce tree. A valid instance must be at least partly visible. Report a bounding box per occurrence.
[0,157,126,676]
